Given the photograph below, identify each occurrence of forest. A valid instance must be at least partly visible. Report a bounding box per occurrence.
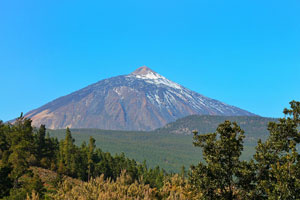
[0,100,299,200]
[48,115,275,173]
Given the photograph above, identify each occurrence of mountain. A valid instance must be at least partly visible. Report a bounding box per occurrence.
[24,66,256,130]
[156,115,277,142]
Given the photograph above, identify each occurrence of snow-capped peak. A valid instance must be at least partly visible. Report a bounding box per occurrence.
[131,66,161,79]
[132,66,155,75]
[129,66,182,89]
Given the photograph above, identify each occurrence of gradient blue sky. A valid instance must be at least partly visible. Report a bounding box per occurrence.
[0,0,299,121]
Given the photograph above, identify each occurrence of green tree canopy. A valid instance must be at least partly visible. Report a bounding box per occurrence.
[189,120,255,199]
[254,101,300,199]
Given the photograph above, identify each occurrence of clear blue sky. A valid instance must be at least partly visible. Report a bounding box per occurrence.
[0,0,299,121]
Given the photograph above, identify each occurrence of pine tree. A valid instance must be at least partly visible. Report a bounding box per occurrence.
[0,165,13,198]
[8,115,35,188]
[254,101,300,199]
[36,125,46,164]
[58,127,77,177]
[87,136,96,180]
[189,121,249,199]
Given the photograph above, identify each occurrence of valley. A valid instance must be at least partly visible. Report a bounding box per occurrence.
[49,115,275,172]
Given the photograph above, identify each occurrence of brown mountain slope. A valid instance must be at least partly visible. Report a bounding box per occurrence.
[24,66,256,130]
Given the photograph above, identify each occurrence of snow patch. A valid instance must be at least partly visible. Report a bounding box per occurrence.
[135,71,162,80]
[129,71,182,90]
[127,69,249,115]
[155,94,162,105]
[113,88,122,96]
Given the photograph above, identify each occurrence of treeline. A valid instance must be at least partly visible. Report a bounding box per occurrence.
[189,101,300,199]
[0,117,165,199]
[1,100,300,200]
[156,115,277,143]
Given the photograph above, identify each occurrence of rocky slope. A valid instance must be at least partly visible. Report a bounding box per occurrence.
[24,66,256,130]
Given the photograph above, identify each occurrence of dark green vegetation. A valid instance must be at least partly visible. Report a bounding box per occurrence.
[49,116,276,172]
[190,121,253,199]
[1,100,299,199]
[49,129,202,173]
[0,117,165,199]
[189,100,300,199]
[156,115,277,144]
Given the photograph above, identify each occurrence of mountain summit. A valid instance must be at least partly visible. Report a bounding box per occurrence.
[131,66,156,76]
[24,66,256,130]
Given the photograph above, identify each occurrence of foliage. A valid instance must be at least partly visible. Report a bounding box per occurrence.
[0,116,48,199]
[6,173,45,200]
[156,115,277,143]
[160,174,199,200]
[189,121,254,199]
[2,100,300,200]
[52,171,158,200]
[50,170,201,200]
[0,164,13,197]
[254,101,300,199]
[48,126,258,173]
[189,100,300,199]
[0,115,166,199]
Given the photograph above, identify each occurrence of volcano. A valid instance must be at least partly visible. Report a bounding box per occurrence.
[24,66,255,130]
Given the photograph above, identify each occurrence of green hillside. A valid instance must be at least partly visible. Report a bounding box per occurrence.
[156,115,278,144]
[49,115,276,172]
[48,115,275,172]
[49,129,202,173]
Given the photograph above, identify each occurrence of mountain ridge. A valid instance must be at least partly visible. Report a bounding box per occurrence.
[24,66,256,130]
[155,115,277,142]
